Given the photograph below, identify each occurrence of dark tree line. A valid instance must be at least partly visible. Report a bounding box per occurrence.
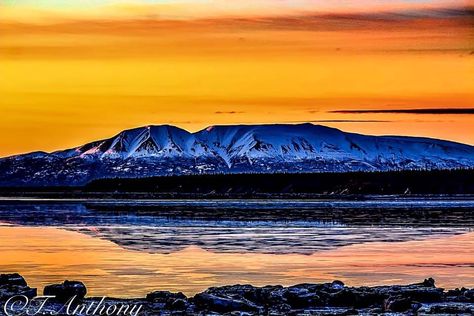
[2,168,473,198]
[84,168,474,197]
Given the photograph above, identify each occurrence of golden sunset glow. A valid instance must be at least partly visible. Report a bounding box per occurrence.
[0,1,473,156]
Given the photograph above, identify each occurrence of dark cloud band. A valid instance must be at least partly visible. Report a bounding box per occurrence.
[309,119,392,123]
[330,108,474,114]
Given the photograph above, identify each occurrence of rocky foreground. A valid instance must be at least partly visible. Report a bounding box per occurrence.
[1,274,473,315]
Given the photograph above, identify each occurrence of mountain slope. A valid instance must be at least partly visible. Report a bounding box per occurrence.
[1,123,474,186]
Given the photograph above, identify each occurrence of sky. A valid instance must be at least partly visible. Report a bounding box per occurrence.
[0,0,473,156]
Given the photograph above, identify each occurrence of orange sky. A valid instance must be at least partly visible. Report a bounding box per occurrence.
[0,1,473,156]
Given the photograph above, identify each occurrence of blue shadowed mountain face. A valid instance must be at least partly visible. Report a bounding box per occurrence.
[1,123,474,186]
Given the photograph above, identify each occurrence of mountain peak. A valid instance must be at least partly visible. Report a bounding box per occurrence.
[1,123,474,186]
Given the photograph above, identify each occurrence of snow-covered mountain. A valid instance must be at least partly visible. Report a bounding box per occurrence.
[1,123,474,186]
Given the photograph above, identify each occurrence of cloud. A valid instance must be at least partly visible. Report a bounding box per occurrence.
[330,108,474,114]
[214,111,245,114]
[281,120,393,123]
[310,119,392,122]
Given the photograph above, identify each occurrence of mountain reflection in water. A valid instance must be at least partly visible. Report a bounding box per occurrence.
[0,199,473,296]
[0,199,473,254]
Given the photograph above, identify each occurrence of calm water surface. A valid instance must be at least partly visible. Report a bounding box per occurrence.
[0,198,473,297]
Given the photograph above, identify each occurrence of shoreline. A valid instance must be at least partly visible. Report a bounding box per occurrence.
[2,194,474,205]
[1,273,473,315]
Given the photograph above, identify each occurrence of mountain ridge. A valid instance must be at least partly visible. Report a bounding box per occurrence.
[1,123,474,186]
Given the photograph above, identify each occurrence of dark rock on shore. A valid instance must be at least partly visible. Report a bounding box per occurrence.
[0,274,27,287]
[194,292,263,313]
[146,290,188,310]
[43,280,87,302]
[0,273,36,301]
[383,295,413,312]
[1,274,473,315]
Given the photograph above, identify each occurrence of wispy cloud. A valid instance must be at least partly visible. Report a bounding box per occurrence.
[309,119,392,123]
[331,108,474,114]
[214,111,245,114]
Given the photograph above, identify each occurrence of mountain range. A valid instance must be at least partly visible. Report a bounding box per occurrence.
[1,123,474,186]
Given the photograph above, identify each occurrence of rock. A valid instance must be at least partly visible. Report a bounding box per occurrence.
[229,312,253,316]
[0,285,37,301]
[445,288,474,303]
[255,285,285,305]
[146,290,186,303]
[322,281,348,294]
[207,284,259,302]
[268,303,292,314]
[0,273,27,287]
[384,295,412,312]
[331,280,345,291]
[423,278,436,287]
[463,289,474,302]
[353,292,385,308]
[0,273,36,301]
[368,307,383,314]
[412,302,423,311]
[446,288,462,298]
[146,290,187,311]
[194,293,261,313]
[284,286,321,308]
[43,280,87,302]
[328,289,358,307]
[403,287,444,302]
[420,303,473,314]
[342,309,359,315]
[170,298,187,310]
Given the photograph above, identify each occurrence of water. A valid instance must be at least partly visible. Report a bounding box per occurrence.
[0,198,473,297]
